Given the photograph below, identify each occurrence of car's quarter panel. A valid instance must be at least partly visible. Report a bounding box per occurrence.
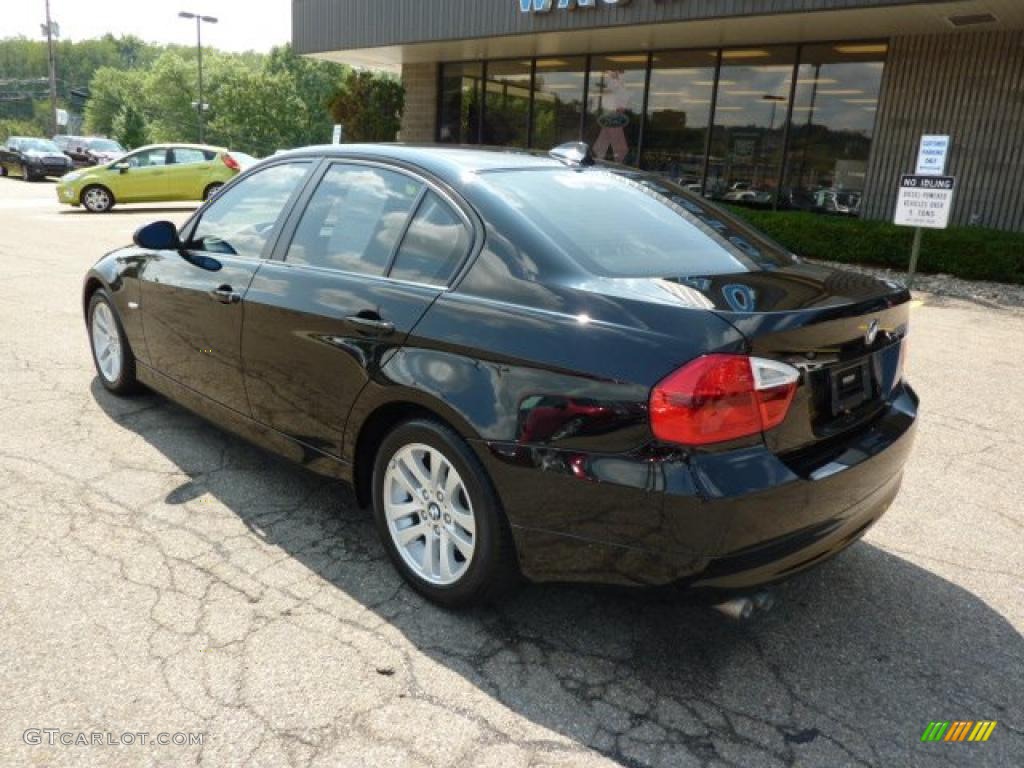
[242,264,443,458]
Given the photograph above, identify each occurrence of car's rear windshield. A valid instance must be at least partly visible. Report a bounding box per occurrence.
[480,168,794,278]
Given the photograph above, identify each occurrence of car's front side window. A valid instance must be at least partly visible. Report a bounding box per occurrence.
[128,149,168,168]
[189,162,310,260]
[285,163,423,276]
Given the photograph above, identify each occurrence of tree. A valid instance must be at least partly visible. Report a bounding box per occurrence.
[112,104,148,148]
[0,119,44,142]
[266,44,347,145]
[328,70,404,142]
[143,52,203,143]
[206,67,306,156]
[0,35,372,157]
[83,67,144,136]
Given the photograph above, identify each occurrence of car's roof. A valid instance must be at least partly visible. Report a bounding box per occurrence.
[130,143,227,153]
[273,143,572,182]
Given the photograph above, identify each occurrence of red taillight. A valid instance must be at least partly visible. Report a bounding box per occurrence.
[221,153,240,172]
[649,355,800,446]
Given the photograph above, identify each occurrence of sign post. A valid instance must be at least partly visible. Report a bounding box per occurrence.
[894,135,953,288]
[332,124,343,145]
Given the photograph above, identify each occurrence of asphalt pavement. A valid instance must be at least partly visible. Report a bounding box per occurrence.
[0,178,1021,768]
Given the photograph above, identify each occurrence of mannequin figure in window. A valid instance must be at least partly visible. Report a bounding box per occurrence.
[593,70,630,164]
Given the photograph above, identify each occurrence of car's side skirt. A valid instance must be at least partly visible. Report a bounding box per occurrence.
[136,363,353,483]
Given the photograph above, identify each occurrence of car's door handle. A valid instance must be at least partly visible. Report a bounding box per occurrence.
[344,313,395,335]
[209,285,241,304]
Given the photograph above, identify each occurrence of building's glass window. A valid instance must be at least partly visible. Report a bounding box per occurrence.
[641,50,717,189]
[705,47,797,206]
[585,55,648,165]
[531,57,587,149]
[782,43,888,216]
[439,62,483,144]
[439,41,888,215]
[482,59,533,148]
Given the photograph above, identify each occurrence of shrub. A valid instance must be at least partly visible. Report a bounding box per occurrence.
[723,207,1024,285]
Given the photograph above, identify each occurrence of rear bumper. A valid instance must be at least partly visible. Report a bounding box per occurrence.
[480,384,918,588]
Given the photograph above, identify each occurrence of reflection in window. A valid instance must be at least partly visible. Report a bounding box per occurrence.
[192,162,310,260]
[482,60,532,148]
[286,165,422,275]
[706,47,796,206]
[439,62,483,144]
[390,192,470,286]
[782,43,887,217]
[531,57,587,150]
[586,55,647,164]
[641,51,717,188]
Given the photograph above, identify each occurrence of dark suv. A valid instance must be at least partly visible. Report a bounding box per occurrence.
[0,136,72,180]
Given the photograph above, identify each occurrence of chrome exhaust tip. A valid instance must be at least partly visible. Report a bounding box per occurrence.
[712,590,775,620]
[713,597,755,621]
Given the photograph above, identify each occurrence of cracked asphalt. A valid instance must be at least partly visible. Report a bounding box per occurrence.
[0,179,1021,768]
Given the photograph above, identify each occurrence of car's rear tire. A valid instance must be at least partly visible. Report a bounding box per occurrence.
[203,182,223,201]
[87,289,140,395]
[372,419,519,608]
[22,167,35,182]
[82,185,114,213]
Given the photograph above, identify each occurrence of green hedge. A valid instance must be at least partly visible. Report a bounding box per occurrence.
[722,207,1024,285]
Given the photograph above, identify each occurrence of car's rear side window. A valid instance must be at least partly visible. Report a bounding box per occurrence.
[172,148,209,165]
[285,164,423,276]
[389,192,470,286]
[480,169,792,278]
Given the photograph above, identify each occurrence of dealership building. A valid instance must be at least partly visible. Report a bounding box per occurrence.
[294,0,1024,232]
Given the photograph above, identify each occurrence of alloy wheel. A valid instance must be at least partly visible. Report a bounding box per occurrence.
[383,443,476,586]
[83,187,111,212]
[90,301,123,383]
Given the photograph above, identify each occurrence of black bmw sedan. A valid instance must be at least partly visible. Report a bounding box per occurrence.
[82,144,917,608]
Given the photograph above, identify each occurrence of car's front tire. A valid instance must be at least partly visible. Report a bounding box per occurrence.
[87,289,140,395]
[372,419,519,608]
[82,185,114,213]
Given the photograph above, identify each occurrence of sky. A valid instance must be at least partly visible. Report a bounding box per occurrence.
[3,0,292,53]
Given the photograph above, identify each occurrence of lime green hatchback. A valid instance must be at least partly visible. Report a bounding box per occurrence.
[56,143,244,213]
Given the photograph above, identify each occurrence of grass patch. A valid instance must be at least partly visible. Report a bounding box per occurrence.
[722,207,1024,285]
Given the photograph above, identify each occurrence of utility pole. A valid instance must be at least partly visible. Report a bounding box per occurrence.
[43,0,59,135]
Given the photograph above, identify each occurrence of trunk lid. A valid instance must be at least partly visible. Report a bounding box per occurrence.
[681,262,911,458]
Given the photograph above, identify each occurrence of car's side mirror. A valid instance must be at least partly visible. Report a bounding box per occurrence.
[133,221,181,251]
[113,161,130,173]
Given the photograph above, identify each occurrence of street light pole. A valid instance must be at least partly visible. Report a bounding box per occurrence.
[178,11,218,143]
